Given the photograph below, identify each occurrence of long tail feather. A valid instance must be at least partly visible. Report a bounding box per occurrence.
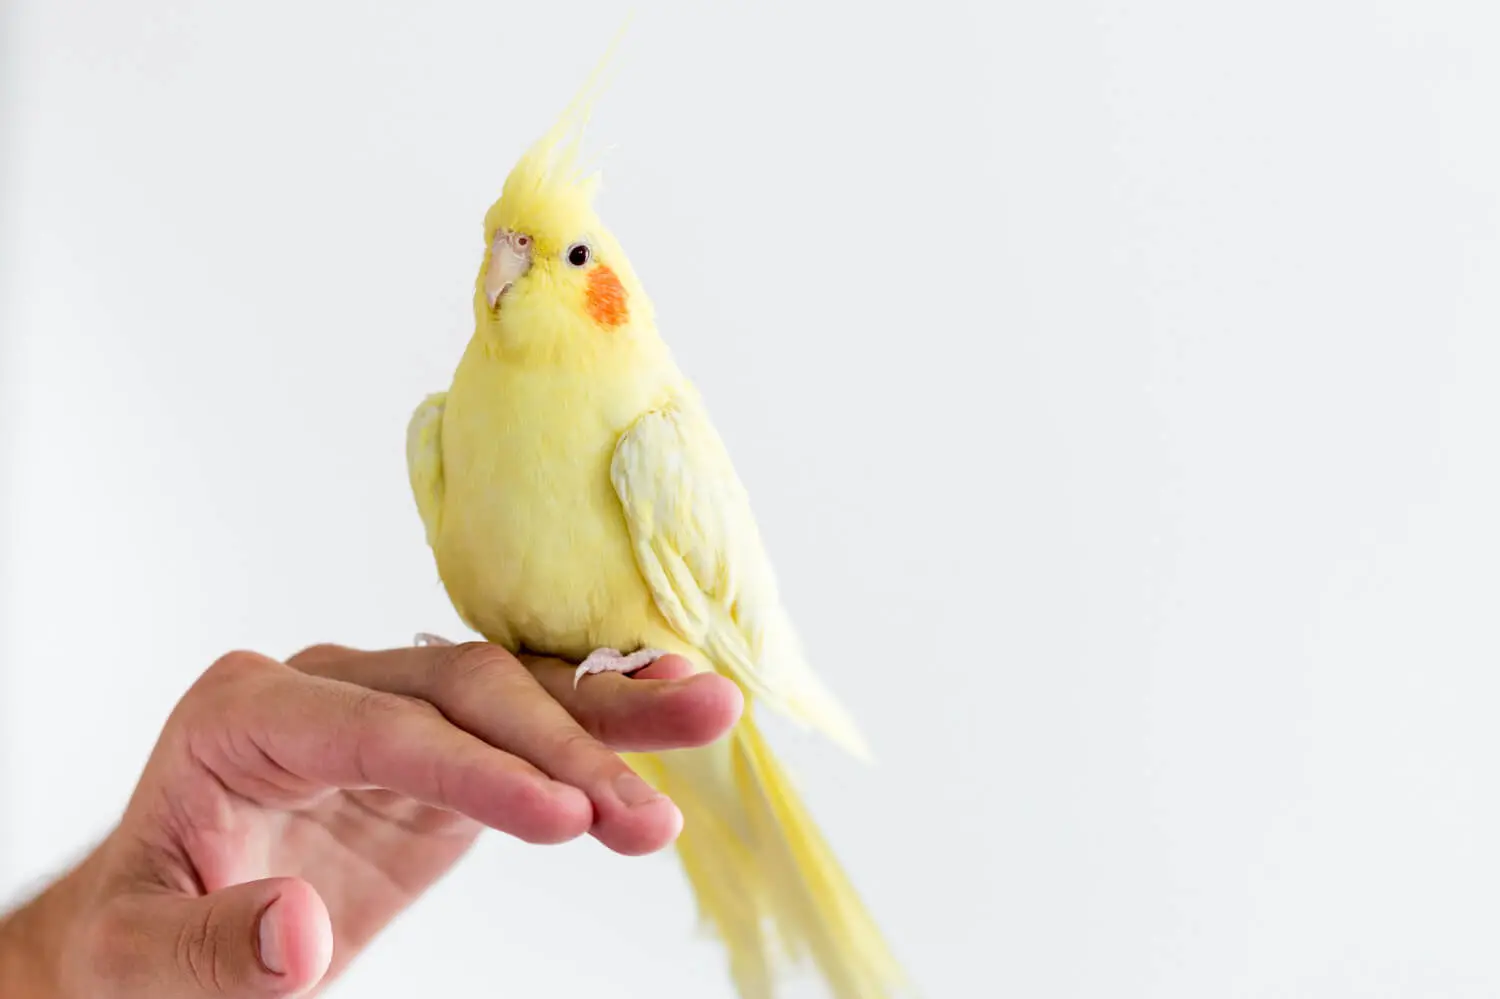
[649,714,908,999]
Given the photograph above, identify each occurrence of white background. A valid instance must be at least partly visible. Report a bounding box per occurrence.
[3,1,1499,996]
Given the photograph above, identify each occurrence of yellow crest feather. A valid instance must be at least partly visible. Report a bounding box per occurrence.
[483,23,630,253]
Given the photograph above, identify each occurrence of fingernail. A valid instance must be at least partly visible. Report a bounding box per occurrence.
[414,632,454,647]
[257,898,286,975]
[614,771,665,807]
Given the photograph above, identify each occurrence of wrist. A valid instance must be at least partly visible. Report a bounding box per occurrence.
[0,854,96,999]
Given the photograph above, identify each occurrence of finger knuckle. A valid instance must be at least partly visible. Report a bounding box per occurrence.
[553,728,613,773]
[286,642,350,669]
[442,641,519,684]
[169,651,275,736]
[349,689,445,743]
[201,650,275,690]
[428,642,520,703]
[403,694,446,723]
[349,688,414,727]
[584,709,619,748]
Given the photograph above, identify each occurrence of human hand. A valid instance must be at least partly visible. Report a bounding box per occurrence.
[0,641,742,998]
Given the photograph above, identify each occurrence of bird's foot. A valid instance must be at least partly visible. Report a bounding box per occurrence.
[574,647,667,689]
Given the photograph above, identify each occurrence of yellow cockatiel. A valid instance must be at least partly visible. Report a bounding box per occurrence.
[405,60,905,999]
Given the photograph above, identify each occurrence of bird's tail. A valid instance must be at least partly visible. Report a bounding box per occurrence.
[639,713,908,999]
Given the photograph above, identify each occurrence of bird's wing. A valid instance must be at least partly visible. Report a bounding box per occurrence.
[611,400,870,759]
[406,392,448,548]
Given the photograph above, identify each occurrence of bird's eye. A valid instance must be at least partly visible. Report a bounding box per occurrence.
[567,243,591,267]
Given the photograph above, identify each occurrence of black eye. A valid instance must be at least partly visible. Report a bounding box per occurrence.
[567,243,591,267]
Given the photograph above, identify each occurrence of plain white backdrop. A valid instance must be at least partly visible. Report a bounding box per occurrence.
[3,1,1500,996]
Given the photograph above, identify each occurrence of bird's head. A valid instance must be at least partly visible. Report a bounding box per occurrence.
[472,63,654,360]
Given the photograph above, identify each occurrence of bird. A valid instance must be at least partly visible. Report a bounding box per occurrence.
[404,46,906,999]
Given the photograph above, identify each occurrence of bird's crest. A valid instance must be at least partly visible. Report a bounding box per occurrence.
[483,24,629,250]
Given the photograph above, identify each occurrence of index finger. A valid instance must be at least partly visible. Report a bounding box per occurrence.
[288,642,743,753]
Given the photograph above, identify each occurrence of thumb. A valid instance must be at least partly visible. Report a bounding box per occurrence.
[90,877,332,998]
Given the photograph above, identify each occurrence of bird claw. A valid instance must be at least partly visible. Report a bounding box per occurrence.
[573,647,667,689]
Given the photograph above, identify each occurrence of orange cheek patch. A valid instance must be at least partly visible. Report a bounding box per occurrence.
[585,264,629,329]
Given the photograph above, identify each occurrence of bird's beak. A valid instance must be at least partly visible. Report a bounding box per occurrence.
[485,229,534,310]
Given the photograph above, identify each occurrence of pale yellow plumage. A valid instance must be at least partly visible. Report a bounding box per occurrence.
[405,45,905,999]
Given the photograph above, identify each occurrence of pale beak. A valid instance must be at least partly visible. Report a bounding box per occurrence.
[485,229,534,309]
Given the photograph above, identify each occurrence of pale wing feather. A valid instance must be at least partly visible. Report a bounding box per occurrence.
[612,402,870,760]
[406,392,447,547]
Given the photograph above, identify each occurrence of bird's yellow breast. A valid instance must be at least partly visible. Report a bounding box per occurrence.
[432,337,678,660]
